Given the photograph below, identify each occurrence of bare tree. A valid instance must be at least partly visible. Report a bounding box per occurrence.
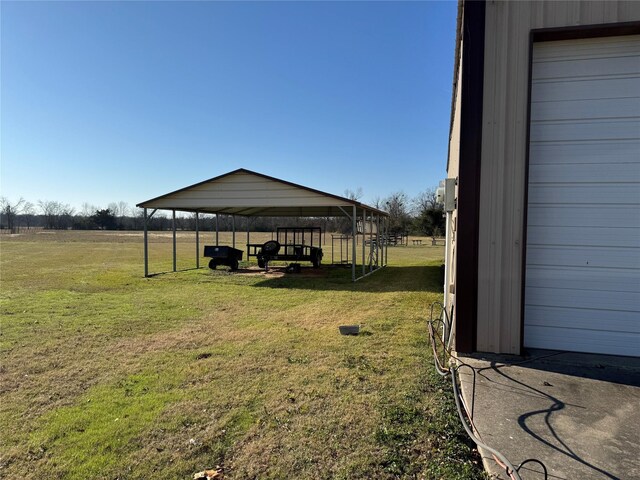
[38,200,74,229]
[117,201,129,228]
[131,207,145,230]
[81,202,96,217]
[344,187,363,201]
[383,191,411,235]
[336,188,364,233]
[119,201,129,224]
[39,200,60,229]
[413,188,444,237]
[107,202,121,229]
[117,201,126,216]
[413,188,438,214]
[22,201,35,230]
[59,204,75,229]
[1,197,26,233]
[149,211,169,231]
[184,212,198,231]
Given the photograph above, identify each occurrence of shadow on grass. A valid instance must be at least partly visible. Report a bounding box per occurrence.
[252,265,444,293]
[146,267,202,277]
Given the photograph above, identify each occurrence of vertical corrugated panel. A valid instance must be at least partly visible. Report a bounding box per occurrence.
[448,61,463,180]
[504,1,531,352]
[620,1,639,19]
[446,57,463,313]
[475,0,640,354]
[475,2,497,351]
[477,0,531,354]
[477,0,508,352]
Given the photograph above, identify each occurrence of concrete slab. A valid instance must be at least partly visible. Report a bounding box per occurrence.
[456,350,640,480]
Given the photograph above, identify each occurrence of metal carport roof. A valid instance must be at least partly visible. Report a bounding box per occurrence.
[137,168,388,218]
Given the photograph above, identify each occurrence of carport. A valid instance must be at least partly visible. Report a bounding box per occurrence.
[136,168,389,281]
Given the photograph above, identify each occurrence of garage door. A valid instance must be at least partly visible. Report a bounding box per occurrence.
[524,35,640,356]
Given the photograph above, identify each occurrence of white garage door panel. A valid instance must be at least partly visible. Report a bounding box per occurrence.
[528,184,640,205]
[533,36,640,60]
[529,140,640,165]
[531,77,639,102]
[530,119,640,143]
[526,246,640,269]
[527,205,640,228]
[526,286,640,312]
[525,325,640,357]
[526,306,640,333]
[526,266,640,293]
[525,35,640,356]
[529,162,640,184]
[527,226,640,248]
[533,55,640,79]
[527,246,640,270]
[530,98,640,122]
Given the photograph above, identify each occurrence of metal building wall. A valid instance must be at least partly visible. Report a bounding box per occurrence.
[445,51,463,316]
[476,0,640,354]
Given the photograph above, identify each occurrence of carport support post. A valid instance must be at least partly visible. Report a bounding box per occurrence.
[376,214,380,268]
[215,214,219,246]
[246,217,250,256]
[195,212,200,269]
[232,215,236,248]
[352,205,357,282]
[172,210,177,272]
[362,208,366,277]
[383,217,386,266]
[369,211,373,272]
[143,208,148,277]
[385,218,389,266]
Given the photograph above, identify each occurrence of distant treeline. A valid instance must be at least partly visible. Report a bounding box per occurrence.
[0,190,445,237]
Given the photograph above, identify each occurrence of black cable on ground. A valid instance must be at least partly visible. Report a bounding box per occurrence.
[427,302,548,480]
[517,459,548,477]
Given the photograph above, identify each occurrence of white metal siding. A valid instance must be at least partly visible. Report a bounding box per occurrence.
[474,0,640,355]
[524,35,640,356]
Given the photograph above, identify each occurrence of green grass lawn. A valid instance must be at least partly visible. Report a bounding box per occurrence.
[0,230,483,479]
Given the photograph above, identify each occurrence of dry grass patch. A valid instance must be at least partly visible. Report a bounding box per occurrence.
[0,231,483,479]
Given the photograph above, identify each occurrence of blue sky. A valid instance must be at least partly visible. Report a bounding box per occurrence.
[1,1,457,211]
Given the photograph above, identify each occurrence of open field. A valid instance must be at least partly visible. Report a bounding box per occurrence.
[0,230,483,479]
